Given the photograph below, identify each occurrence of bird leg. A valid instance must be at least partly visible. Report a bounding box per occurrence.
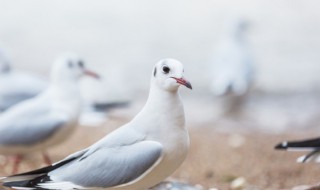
[42,152,52,165]
[11,155,23,174]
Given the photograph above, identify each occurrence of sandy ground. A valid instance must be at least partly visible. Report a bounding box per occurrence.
[0,116,319,190]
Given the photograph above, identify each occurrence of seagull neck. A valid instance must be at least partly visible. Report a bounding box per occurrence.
[137,85,185,129]
[229,29,245,42]
[50,80,81,115]
[147,84,180,104]
[133,84,185,133]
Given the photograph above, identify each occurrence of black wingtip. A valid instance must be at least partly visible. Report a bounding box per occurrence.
[2,156,78,189]
[3,181,24,188]
[275,137,320,150]
[274,142,288,150]
[3,174,51,189]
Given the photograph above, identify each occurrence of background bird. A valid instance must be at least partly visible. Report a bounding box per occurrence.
[210,18,254,116]
[1,58,192,190]
[275,137,320,163]
[0,53,99,174]
[0,48,48,111]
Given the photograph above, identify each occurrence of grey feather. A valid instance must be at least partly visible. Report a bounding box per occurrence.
[0,71,47,111]
[0,95,68,145]
[47,141,163,188]
[0,94,36,111]
[0,114,67,145]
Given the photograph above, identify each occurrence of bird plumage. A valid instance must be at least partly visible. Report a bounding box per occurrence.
[275,137,320,163]
[0,53,99,174]
[0,50,47,111]
[1,58,192,190]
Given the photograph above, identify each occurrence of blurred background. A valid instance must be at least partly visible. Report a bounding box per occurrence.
[0,0,320,189]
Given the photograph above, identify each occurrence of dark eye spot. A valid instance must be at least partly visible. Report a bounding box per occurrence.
[78,60,84,68]
[153,67,157,77]
[162,65,170,74]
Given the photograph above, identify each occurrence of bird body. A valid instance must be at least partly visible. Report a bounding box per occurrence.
[210,19,254,116]
[0,53,99,173]
[0,69,48,112]
[0,71,47,108]
[0,84,80,155]
[210,19,254,97]
[275,137,320,163]
[118,85,189,190]
[1,58,192,190]
[0,49,47,111]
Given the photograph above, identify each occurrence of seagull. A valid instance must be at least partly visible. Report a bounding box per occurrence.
[275,137,320,163]
[1,58,192,190]
[0,53,99,174]
[0,49,48,111]
[210,18,254,96]
[210,18,254,115]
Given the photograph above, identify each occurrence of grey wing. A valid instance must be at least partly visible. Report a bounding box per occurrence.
[41,141,163,189]
[0,94,36,111]
[0,110,68,145]
[0,73,47,111]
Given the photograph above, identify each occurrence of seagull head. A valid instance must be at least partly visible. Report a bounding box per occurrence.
[52,53,100,82]
[152,58,192,92]
[227,17,249,39]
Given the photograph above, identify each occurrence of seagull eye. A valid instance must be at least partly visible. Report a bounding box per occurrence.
[162,66,170,74]
[78,60,84,68]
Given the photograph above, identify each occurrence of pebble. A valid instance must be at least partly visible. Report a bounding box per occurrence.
[230,177,247,190]
[150,181,203,190]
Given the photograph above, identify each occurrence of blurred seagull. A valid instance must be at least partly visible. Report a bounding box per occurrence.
[275,137,320,163]
[79,101,130,127]
[0,53,99,174]
[1,58,192,190]
[80,68,132,126]
[0,49,48,111]
[210,18,254,115]
[210,18,254,96]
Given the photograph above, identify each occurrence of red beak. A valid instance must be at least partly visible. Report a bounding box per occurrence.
[83,70,100,79]
[171,77,192,90]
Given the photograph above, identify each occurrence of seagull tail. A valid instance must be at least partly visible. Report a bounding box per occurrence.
[1,156,78,189]
[297,150,320,163]
[3,175,50,190]
[275,137,320,151]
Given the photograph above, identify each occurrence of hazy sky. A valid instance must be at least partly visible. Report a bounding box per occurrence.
[0,0,319,94]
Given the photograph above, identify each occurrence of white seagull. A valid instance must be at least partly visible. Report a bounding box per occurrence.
[210,18,254,115]
[1,58,192,190]
[210,18,254,96]
[0,49,48,111]
[0,53,99,174]
[275,137,320,163]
